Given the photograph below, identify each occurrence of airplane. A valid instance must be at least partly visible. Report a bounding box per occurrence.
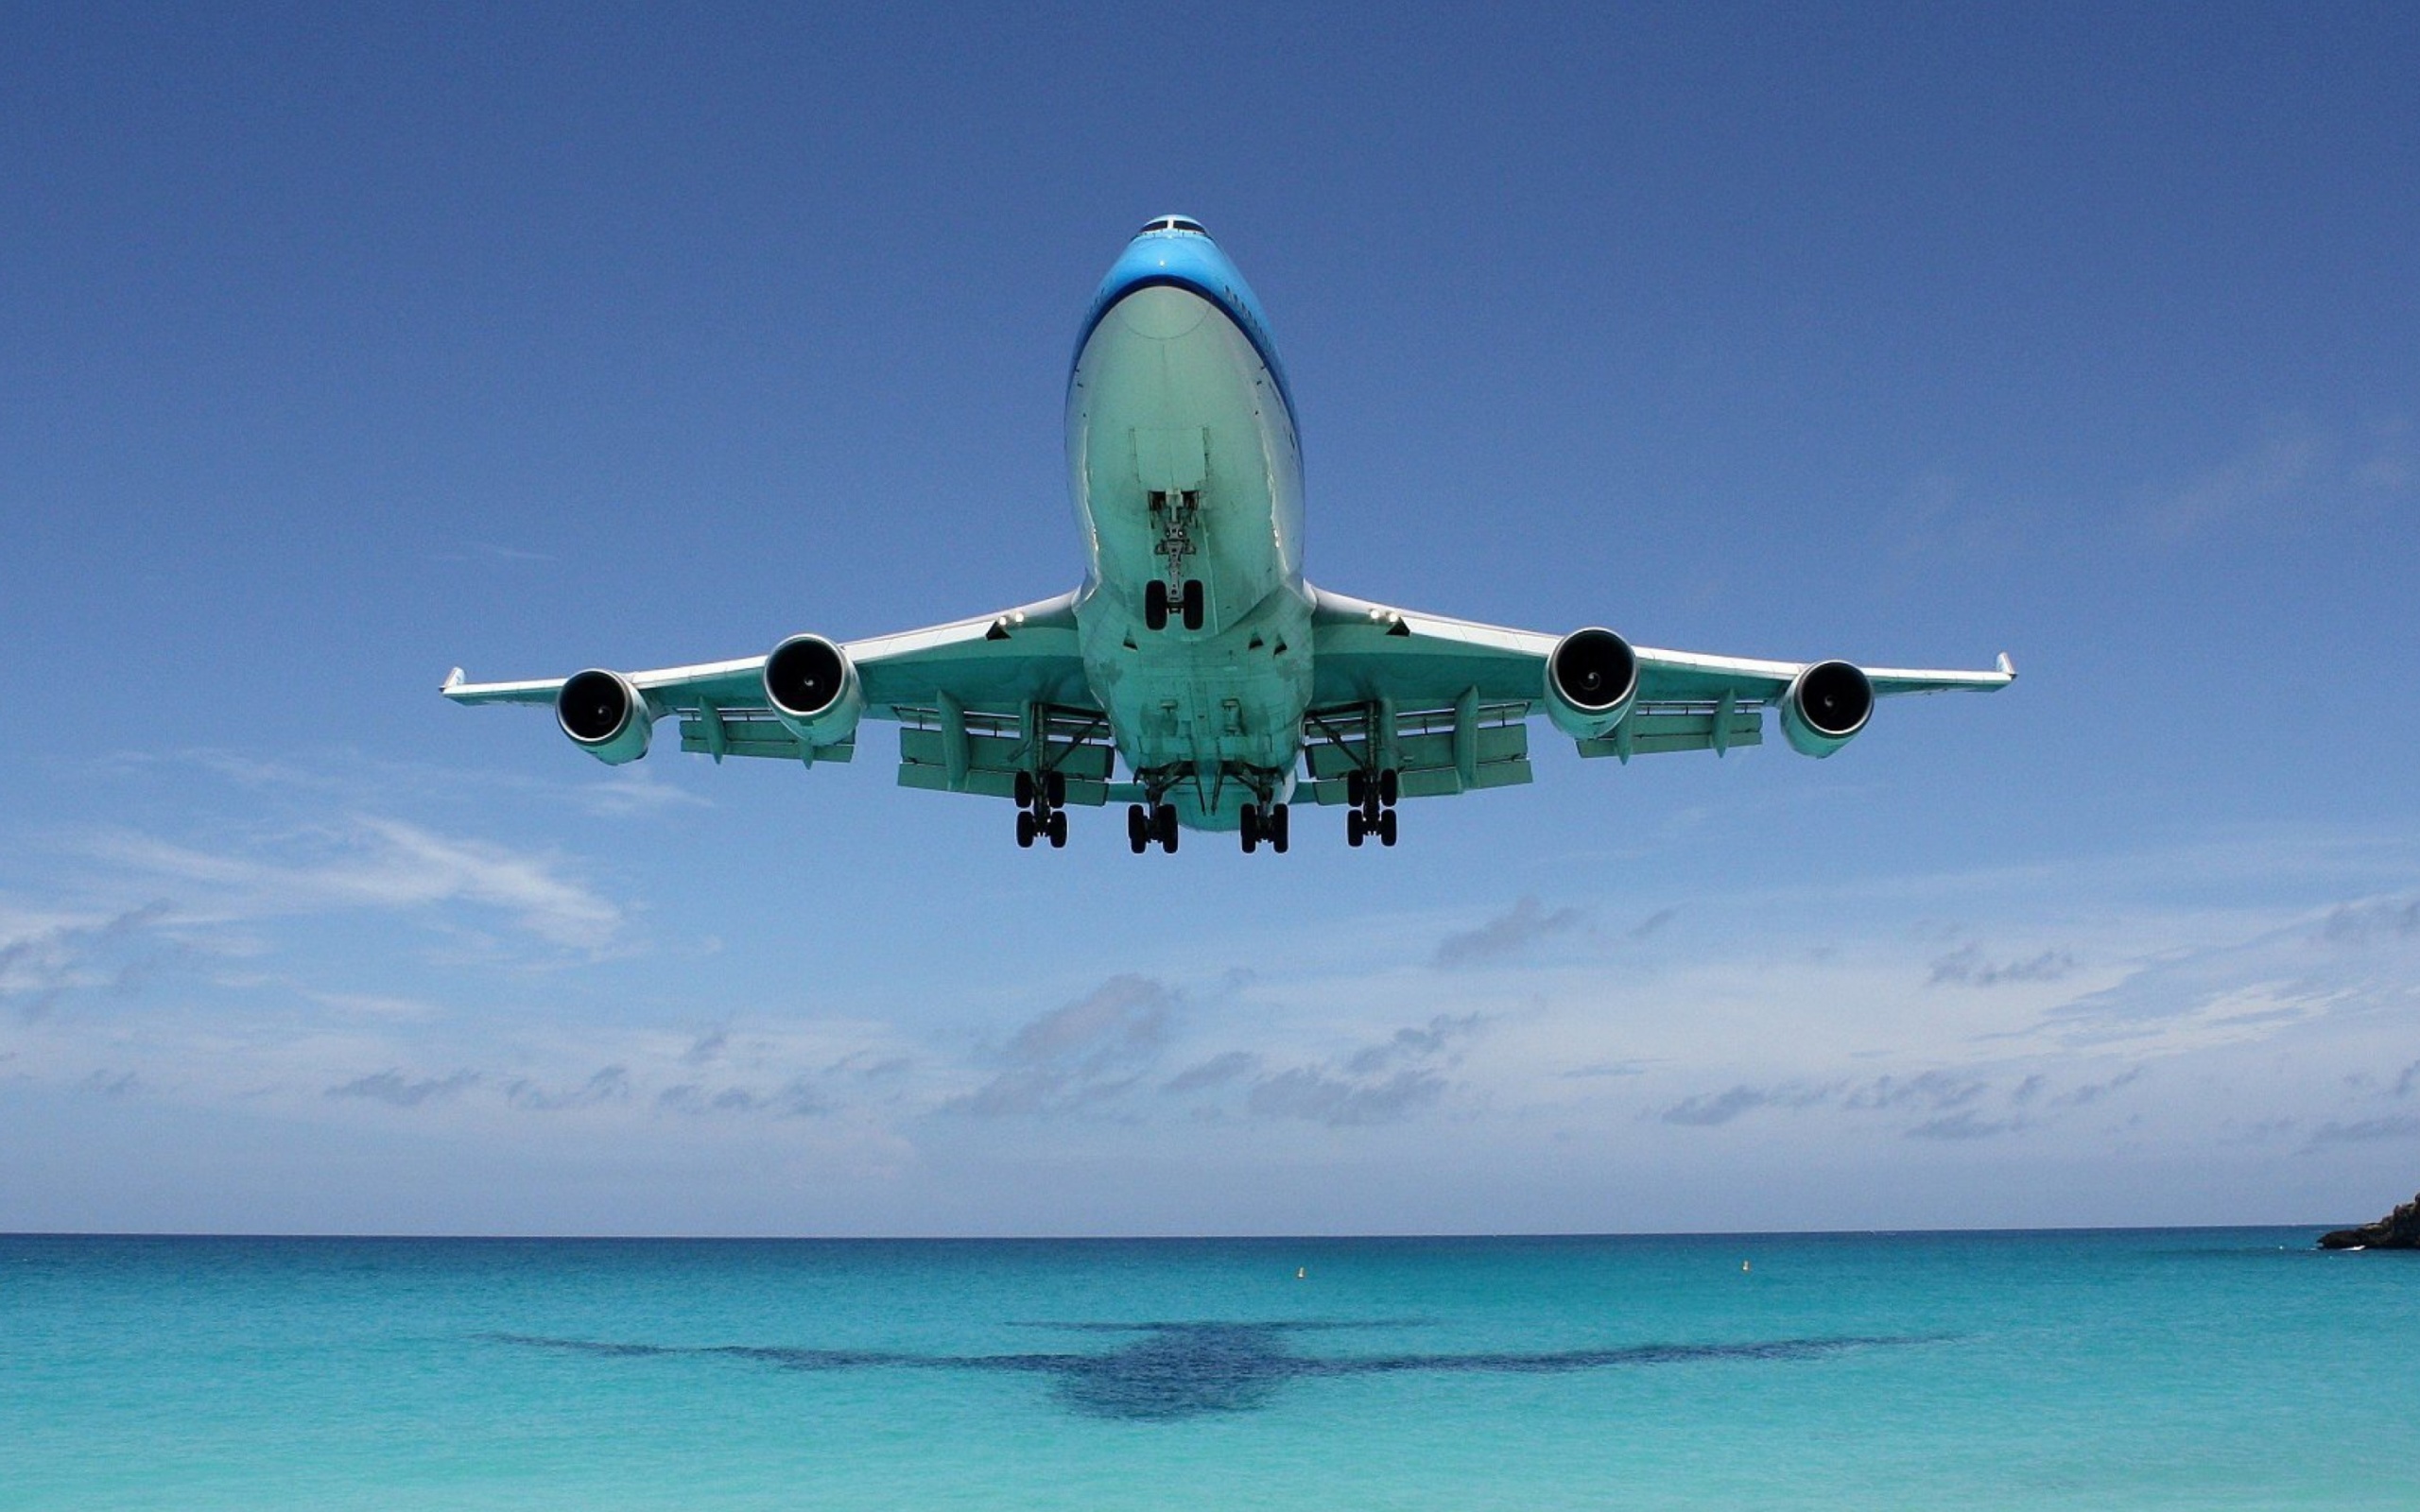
[443,215,2014,854]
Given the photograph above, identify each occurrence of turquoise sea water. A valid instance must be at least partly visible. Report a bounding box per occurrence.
[3,1229,2412,1509]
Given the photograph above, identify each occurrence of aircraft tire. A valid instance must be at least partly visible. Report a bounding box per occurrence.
[1014,770,1035,810]
[1127,804,1149,853]
[1181,578,1205,631]
[1047,811,1067,848]
[1378,809,1398,847]
[1271,803,1289,853]
[1145,579,1168,631]
[1379,767,1400,807]
[1347,811,1366,848]
[1016,811,1036,848]
[1347,771,1367,807]
[1045,770,1066,808]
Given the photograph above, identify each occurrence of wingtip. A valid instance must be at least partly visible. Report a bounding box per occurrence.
[441,666,465,695]
[1996,652,2016,679]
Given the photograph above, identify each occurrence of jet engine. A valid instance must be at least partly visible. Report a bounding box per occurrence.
[1543,627,1639,740]
[1779,660,1873,757]
[555,668,653,765]
[763,633,866,747]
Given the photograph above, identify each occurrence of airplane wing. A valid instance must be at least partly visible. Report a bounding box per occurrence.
[442,590,1113,803]
[1298,585,2011,803]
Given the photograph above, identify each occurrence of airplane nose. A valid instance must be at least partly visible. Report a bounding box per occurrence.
[1114,284,1209,340]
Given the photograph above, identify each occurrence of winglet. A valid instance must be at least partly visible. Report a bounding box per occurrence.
[442,667,465,694]
[1996,652,2016,679]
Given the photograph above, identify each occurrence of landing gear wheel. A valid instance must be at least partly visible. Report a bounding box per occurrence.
[1240,806,1261,853]
[1153,803,1180,852]
[1047,810,1067,849]
[1016,810,1036,848]
[1347,770,1368,807]
[1347,810,1366,848]
[1127,803,1149,854]
[1014,770,1036,810]
[1045,770,1066,809]
[1144,579,1169,631]
[1378,767,1400,807]
[1181,577,1205,631]
[1377,808,1398,847]
[1270,802,1289,853]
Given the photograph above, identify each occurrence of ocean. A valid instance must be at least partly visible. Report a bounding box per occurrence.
[3,1229,2411,1509]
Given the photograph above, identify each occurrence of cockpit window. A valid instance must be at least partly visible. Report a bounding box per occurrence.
[1139,216,1209,236]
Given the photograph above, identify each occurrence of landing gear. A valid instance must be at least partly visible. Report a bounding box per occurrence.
[1016,767,1070,849]
[1240,802,1290,854]
[1142,577,1205,633]
[1128,802,1180,853]
[1347,765,1400,848]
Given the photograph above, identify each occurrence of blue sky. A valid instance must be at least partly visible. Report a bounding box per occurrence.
[4,3,2416,1234]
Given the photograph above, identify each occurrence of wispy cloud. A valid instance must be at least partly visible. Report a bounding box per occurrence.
[1433,898,1584,969]
[0,902,180,1020]
[1163,1051,1259,1095]
[2306,1115,2420,1148]
[506,1066,631,1112]
[1659,1083,1831,1126]
[947,975,1179,1118]
[658,1077,821,1118]
[326,1068,479,1108]
[94,816,624,952]
[1245,1067,1447,1126]
[2132,415,2418,542]
[1929,944,2077,988]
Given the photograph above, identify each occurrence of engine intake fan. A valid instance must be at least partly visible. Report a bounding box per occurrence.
[763,633,866,747]
[556,669,652,765]
[1544,627,1639,740]
[1780,660,1873,758]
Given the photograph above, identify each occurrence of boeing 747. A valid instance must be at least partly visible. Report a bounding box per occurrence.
[444,215,2014,853]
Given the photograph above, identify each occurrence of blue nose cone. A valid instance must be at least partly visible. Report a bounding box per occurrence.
[1074,217,1292,414]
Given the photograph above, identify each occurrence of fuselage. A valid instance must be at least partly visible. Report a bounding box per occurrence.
[1066,218,1313,830]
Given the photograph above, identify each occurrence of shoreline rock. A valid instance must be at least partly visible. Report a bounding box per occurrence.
[2319,1191,2420,1249]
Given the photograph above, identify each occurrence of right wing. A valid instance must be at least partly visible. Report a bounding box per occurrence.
[1298,584,2011,802]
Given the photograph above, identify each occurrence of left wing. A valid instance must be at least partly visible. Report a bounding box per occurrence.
[1298,584,2010,802]
[442,591,1113,800]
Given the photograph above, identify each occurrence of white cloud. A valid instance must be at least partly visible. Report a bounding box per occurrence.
[90,815,624,952]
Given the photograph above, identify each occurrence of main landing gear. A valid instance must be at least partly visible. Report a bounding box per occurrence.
[1014,768,1068,850]
[1344,767,1400,848]
[1239,802,1290,854]
[1142,578,1205,633]
[1126,801,1180,854]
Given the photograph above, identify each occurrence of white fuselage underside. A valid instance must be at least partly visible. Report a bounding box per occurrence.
[1066,283,1312,830]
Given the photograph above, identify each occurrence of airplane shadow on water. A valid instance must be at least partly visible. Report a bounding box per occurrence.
[487,1321,1946,1422]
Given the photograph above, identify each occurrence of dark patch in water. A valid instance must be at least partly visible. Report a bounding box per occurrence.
[487,1322,1944,1422]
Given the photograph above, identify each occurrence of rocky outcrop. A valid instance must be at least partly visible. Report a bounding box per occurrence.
[2320,1192,2420,1249]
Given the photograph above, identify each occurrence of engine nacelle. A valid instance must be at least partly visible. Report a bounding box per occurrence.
[1543,627,1639,740]
[1779,660,1874,758]
[763,633,865,747]
[556,668,653,765]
